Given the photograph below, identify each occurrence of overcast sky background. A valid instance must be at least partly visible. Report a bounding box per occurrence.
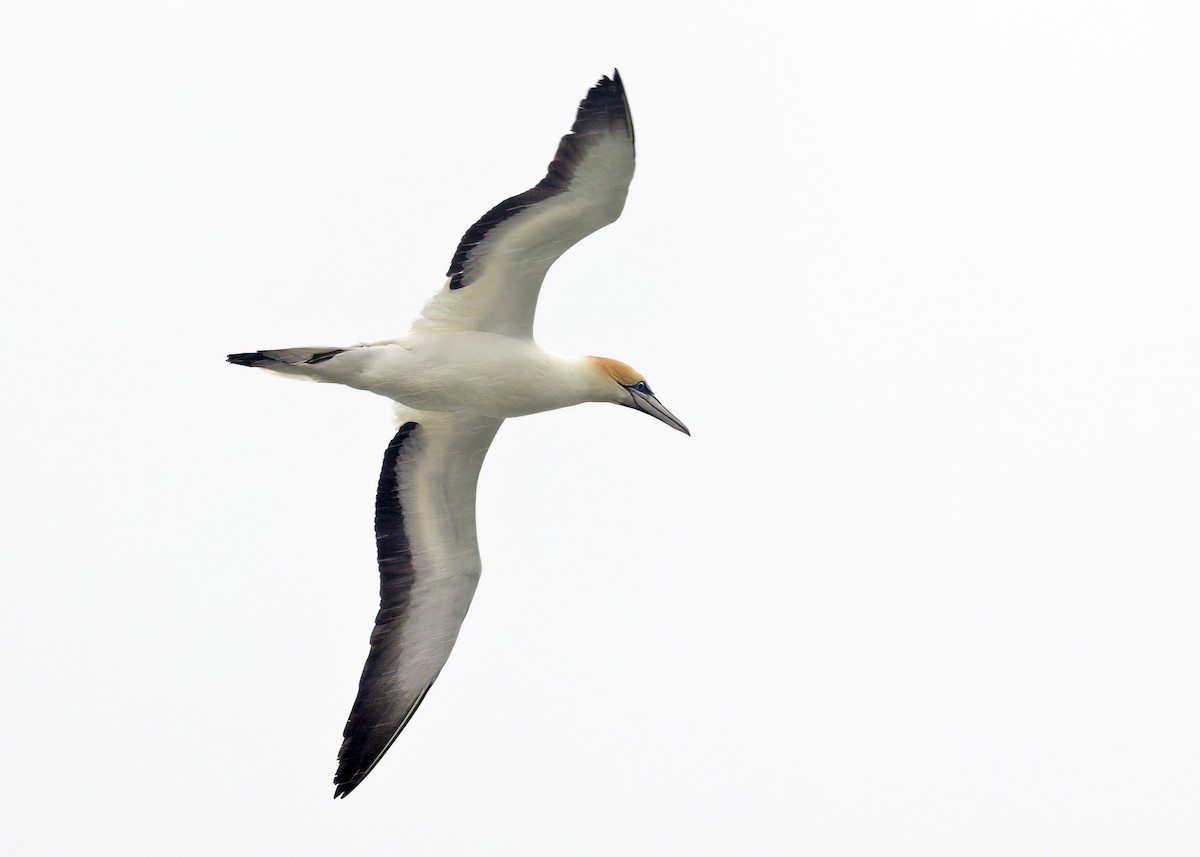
[3,1,1199,854]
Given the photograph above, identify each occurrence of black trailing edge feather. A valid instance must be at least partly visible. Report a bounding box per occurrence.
[333,422,428,799]
[445,70,634,290]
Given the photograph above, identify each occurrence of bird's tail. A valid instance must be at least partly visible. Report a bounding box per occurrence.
[226,347,349,377]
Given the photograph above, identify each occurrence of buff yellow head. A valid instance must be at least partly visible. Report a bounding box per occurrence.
[586,356,689,435]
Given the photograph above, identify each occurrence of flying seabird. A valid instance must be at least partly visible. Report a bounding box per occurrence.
[228,71,688,798]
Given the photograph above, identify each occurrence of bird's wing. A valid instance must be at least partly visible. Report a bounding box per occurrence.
[411,71,636,339]
[334,410,503,798]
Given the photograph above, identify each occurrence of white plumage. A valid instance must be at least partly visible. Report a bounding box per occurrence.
[228,71,687,798]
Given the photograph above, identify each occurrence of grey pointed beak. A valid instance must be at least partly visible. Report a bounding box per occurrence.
[627,389,690,436]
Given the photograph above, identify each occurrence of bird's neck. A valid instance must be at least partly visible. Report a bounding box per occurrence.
[544,353,618,408]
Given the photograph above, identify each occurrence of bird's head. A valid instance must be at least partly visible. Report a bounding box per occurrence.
[586,356,689,436]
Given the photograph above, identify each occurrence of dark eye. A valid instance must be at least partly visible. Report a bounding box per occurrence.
[633,380,652,395]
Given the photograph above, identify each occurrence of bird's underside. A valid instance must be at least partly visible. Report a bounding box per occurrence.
[229,71,640,798]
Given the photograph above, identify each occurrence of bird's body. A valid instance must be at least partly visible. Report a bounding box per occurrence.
[228,71,686,798]
[244,333,614,418]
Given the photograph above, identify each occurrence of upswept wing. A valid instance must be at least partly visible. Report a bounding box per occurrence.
[334,411,503,798]
[412,71,635,339]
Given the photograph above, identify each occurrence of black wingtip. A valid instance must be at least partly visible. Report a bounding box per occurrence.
[582,69,632,144]
[226,351,272,367]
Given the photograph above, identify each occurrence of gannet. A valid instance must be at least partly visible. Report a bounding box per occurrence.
[227,71,688,798]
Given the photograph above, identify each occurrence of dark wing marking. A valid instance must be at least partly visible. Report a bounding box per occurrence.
[446,71,635,291]
[334,422,422,798]
[333,413,502,798]
[413,71,635,338]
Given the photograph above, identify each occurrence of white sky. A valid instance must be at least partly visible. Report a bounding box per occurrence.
[3,1,1199,854]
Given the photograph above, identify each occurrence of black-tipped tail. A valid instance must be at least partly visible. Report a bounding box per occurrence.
[227,351,276,367]
[226,348,348,368]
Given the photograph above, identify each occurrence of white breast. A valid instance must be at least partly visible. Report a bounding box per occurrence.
[323,332,597,418]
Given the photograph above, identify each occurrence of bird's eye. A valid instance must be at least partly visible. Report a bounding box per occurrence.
[633,380,651,395]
